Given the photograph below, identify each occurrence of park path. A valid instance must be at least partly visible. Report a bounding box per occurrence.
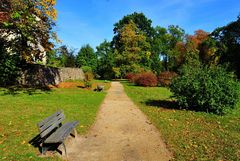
[66,82,172,161]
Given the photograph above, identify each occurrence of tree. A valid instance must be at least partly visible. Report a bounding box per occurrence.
[199,37,219,66]
[56,45,76,67]
[212,16,240,77]
[152,25,185,71]
[76,44,97,72]
[151,26,169,73]
[165,25,185,71]
[113,21,150,77]
[96,40,115,79]
[0,37,20,86]
[113,12,154,40]
[46,49,61,67]
[0,0,57,63]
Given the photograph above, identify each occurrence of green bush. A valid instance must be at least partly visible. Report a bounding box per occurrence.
[84,81,92,88]
[170,66,239,115]
[81,66,92,73]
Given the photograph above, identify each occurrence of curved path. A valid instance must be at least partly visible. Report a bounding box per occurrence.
[67,82,171,161]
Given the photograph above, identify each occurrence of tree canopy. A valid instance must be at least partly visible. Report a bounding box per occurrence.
[76,44,97,72]
[212,16,240,77]
[0,0,57,62]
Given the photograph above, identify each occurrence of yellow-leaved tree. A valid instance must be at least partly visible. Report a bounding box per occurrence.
[114,21,150,77]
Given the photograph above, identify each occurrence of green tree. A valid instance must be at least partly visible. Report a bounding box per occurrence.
[0,37,20,86]
[76,44,97,72]
[46,49,61,67]
[166,25,185,71]
[151,26,169,73]
[152,25,185,71]
[96,40,115,79]
[212,16,240,77]
[56,45,76,67]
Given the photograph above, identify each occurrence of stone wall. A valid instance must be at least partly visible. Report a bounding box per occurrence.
[20,64,85,86]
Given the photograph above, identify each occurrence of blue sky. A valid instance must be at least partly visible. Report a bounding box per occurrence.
[55,0,240,51]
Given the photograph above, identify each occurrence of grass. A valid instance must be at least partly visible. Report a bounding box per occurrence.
[0,85,108,160]
[122,82,240,161]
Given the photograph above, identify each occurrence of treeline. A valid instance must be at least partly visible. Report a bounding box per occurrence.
[48,12,240,80]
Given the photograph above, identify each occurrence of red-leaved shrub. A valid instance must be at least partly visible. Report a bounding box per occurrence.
[134,72,158,87]
[158,71,177,86]
[125,73,135,82]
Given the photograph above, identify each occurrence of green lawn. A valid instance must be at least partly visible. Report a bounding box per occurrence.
[123,82,240,161]
[0,87,107,160]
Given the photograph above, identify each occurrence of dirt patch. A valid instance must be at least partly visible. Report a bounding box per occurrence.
[56,82,85,88]
[49,81,111,91]
[65,82,172,161]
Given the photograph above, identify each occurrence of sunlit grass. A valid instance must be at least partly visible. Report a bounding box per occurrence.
[123,82,240,161]
[0,87,108,160]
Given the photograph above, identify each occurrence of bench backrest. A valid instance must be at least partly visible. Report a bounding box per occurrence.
[37,111,65,138]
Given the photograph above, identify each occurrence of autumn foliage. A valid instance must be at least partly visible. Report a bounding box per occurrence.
[125,73,136,82]
[158,71,178,86]
[187,30,209,49]
[134,72,158,87]
[0,12,9,22]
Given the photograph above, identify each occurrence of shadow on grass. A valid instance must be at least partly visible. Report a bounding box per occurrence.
[77,86,85,89]
[29,134,62,155]
[144,99,179,110]
[144,99,211,113]
[0,86,52,96]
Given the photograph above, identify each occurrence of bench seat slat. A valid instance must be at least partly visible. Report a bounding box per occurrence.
[44,121,79,143]
[37,111,62,127]
[38,113,65,132]
[40,116,65,138]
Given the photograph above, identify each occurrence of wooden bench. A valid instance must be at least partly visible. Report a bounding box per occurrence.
[37,111,79,156]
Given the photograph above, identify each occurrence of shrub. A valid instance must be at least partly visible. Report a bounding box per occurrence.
[84,71,94,88]
[158,71,178,86]
[81,66,92,73]
[170,66,239,115]
[84,72,94,81]
[134,72,158,87]
[84,81,92,88]
[125,73,136,82]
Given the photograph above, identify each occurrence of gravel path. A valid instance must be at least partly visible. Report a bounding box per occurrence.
[66,82,172,161]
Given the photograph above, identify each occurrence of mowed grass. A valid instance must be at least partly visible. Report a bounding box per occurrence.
[123,82,240,161]
[0,86,108,160]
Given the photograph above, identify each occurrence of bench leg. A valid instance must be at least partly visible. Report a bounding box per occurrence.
[70,128,77,138]
[41,144,48,155]
[62,142,67,158]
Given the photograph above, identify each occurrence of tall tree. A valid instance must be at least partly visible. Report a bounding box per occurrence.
[57,45,76,67]
[76,44,97,72]
[96,40,115,79]
[185,30,220,66]
[0,0,57,62]
[152,25,185,71]
[112,12,154,49]
[212,16,240,77]
[151,26,169,73]
[113,21,150,77]
[113,12,154,37]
